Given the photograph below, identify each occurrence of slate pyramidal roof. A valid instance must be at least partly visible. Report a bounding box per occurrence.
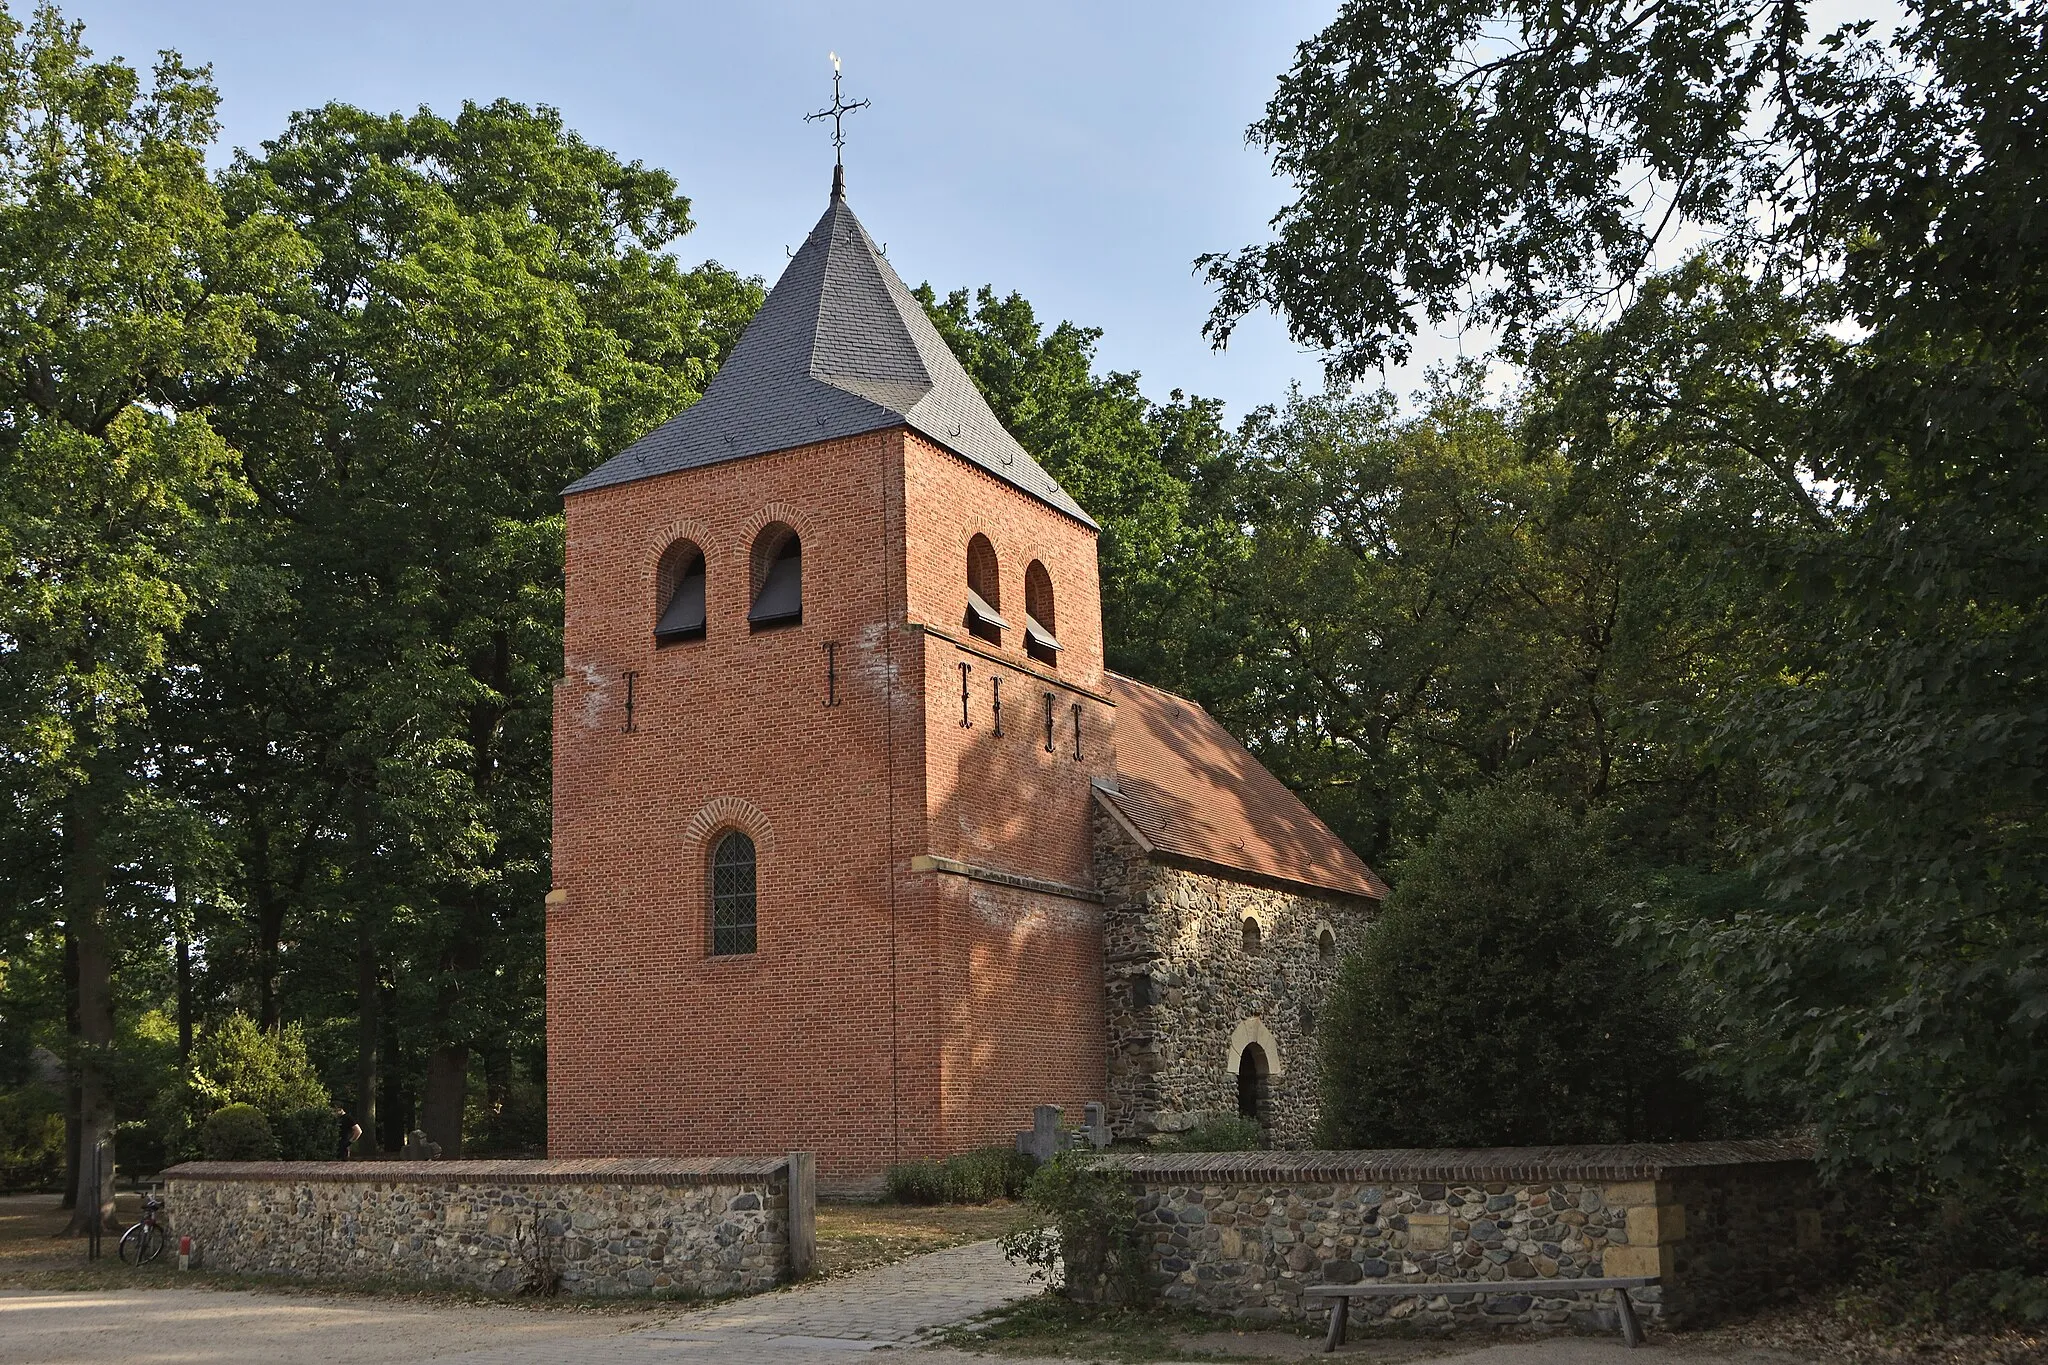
[564,180,1094,527]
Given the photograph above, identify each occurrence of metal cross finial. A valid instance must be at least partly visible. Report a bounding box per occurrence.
[805,51,870,182]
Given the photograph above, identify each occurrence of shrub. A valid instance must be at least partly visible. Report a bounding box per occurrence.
[885,1146,1038,1204]
[941,1146,1037,1201]
[190,1014,330,1120]
[1002,1152,1147,1304]
[1319,787,1711,1148]
[1164,1114,1263,1152]
[0,1086,65,1191]
[199,1102,277,1160]
[274,1105,338,1161]
[885,1158,949,1204]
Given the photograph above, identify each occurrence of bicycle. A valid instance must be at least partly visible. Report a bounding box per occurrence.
[118,1193,166,1266]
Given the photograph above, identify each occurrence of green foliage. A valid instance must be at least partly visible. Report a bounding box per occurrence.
[0,1084,65,1190]
[1321,788,1716,1147]
[1215,0,2048,1259]
[199,1102,276,1160]
[0,0,289,1207]
[183,94,763,1150]
[1003,1153,1147,1305]
[273,1105,337,1161]
[885,1146,1036,1205]
[1161,1114,1264,1153]
[190,1013,329,1119]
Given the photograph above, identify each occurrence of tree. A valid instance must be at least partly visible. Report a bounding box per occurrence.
[1217,0,2048,1192]
[198,99,762,1154]
[0,2,286,1229]
[1319,787,1710,1147]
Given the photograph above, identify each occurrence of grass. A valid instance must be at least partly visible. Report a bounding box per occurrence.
[812,1197,1031,1278]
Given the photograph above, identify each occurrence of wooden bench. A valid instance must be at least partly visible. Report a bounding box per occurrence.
[1305,1275,1659,1351]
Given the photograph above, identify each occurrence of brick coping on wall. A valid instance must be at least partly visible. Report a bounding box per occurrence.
[161,1156,793,1185]
[1095,1138,1816,1184]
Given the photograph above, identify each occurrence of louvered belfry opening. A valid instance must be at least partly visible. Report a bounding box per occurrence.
[1024,560,1060,666]
[710,832,757,956]
[655,541,708,643]
[965,533,1006,645]
[748,524,802,630]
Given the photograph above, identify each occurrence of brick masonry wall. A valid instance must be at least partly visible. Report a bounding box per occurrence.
[902,432,1115,1157]
[554,425,1113,1176]
[1096,812,1373,1148]
[162,1159,793,1298]
[553,430,916,1175]
[1097,1142,1841,1330]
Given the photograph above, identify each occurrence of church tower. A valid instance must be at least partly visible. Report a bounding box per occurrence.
[547,174,1117,1176]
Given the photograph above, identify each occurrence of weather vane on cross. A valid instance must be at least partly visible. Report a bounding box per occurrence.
[806,52,870,183]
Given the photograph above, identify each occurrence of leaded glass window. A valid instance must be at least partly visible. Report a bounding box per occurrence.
[710,832,757,955]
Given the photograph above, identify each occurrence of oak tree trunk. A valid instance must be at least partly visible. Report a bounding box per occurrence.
[62,783,117,1237]
[418,1044,469,1157]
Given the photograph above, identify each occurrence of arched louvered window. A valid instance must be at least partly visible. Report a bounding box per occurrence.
[748,524,801,630]
[1024,561,1059,667]
[710,832,757,955]
[964,533,1005,645]
[655,541,708,643]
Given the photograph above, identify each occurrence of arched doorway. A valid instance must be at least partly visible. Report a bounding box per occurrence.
[1236,1041,1269,1122]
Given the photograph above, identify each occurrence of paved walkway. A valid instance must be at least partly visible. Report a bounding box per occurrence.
[438,1237,1043,1363]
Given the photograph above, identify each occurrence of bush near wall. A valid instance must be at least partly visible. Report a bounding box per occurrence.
[200,1103,277,1161]
[1320,788,1719,1148]
[885,1146,1037,1204]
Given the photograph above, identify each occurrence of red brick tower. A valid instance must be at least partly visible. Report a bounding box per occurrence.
[547,175,1114,1177]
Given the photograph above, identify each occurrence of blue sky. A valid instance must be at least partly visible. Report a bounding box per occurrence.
[61,0,1488,423]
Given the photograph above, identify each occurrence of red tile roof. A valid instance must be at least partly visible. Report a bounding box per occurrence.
[1101,673,1387,900]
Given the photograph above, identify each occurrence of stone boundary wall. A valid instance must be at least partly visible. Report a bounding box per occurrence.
[163,1155,814,1298]
[1098,1140,1842,1330]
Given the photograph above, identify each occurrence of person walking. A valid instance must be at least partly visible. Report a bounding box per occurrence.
[335,1105,362,1160]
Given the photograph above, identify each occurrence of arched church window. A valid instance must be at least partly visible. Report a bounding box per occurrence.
[1024,561,1059,667]
[710,832,757,955]
[655,541,708,643]
[748,524,802,630]
[1242,917,1261,953]
[1318,928,1336,959]
[964,533,1006,645]
[1236,1041,1269,1123]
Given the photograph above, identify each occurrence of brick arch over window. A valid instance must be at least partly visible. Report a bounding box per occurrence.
[1024,560,1059,666]
[682,796,775,861]
[964,532,1005,645]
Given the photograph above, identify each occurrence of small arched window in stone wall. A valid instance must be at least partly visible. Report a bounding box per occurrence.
[965,533,1005,645]
[710,831,758,955]
[1242,917,1261,953]
[1024,560,1059,667]
[655,541,708,643]
[1318,927,1336,959]
[1236,1041,1270,1121]
[749,524,802,630]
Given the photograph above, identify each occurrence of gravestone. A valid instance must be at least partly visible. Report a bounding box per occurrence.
[1015,1102,1113,1160]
